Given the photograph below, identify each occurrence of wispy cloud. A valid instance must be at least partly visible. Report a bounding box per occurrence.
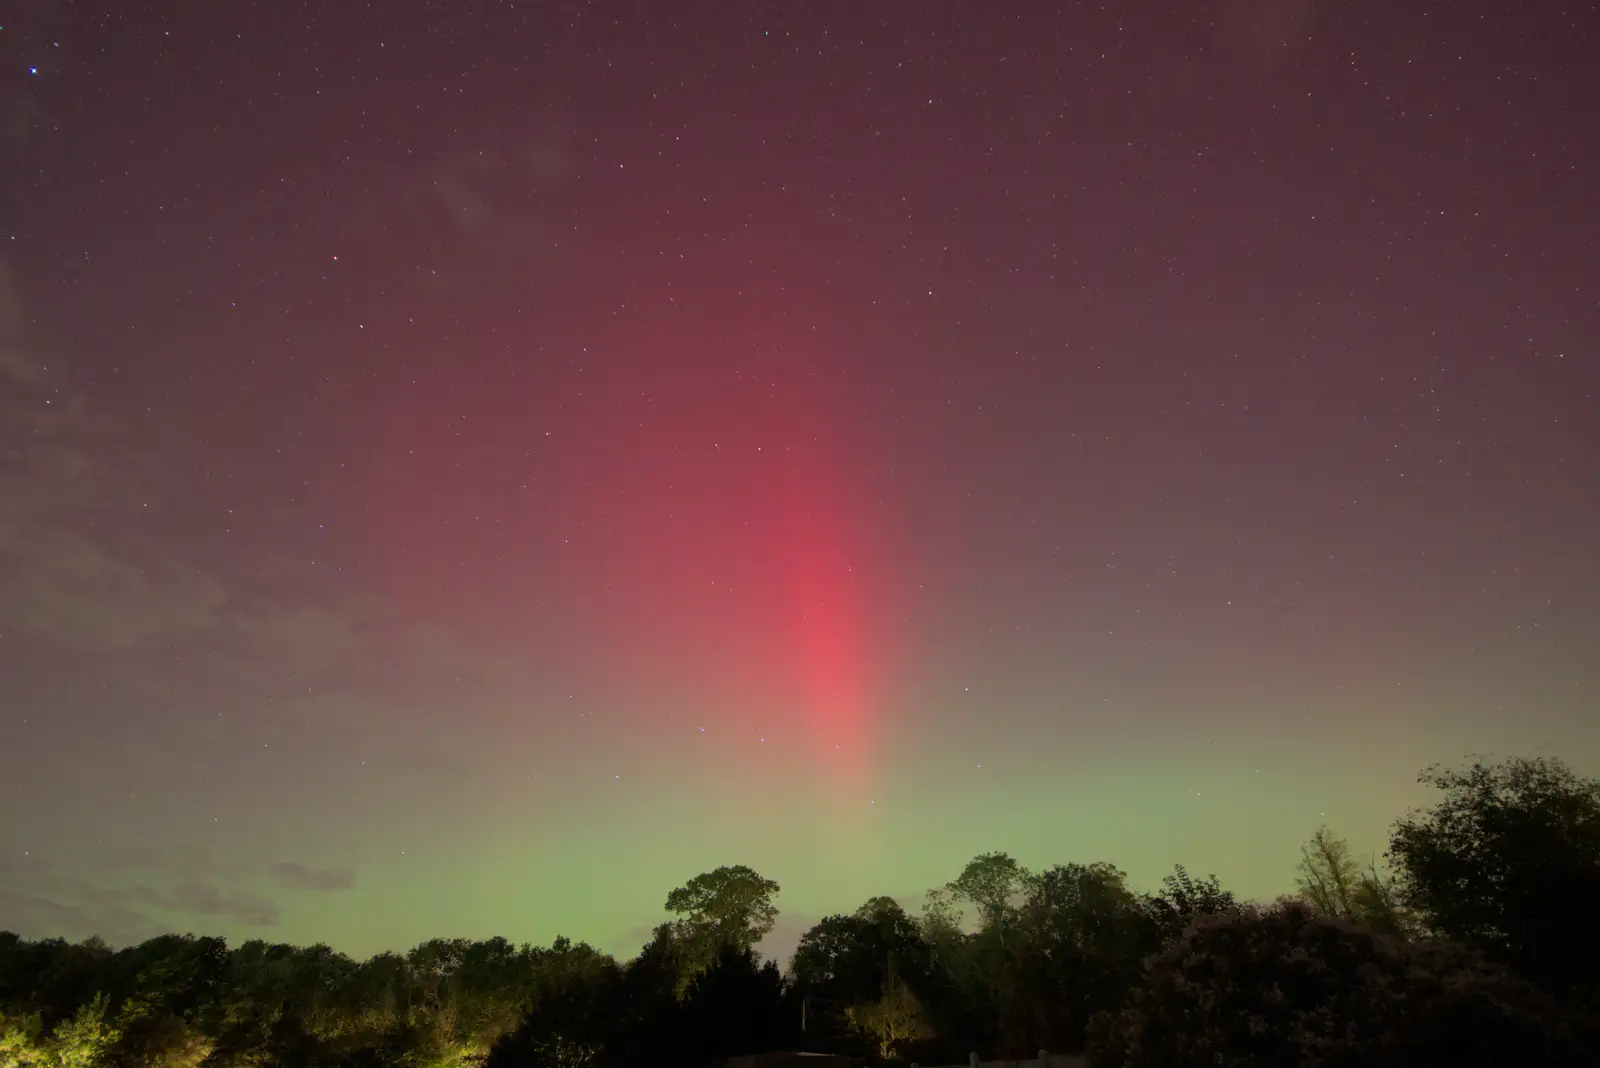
[0,262,49,386]
[165,882,280,927]
[0,874,283,945]
[270,861,356,892]
[0,886,163,947]
[0,529,228,649]
[0,259,227,650]
[346,130,582,294]
[229,604,364,680]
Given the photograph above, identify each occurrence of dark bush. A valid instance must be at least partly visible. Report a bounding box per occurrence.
[1389,756,1600,1001]
[1086,901,1597,1068]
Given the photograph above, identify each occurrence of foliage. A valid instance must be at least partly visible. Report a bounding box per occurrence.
[1295,827,1414,936]
[915,887,965,969]
[997,863,1161,1056]
[1085,900,1598,1068]
[483,962,618,1068]
[663,865,781,952]
[946,852,1030,937]
[1144,865,1236,946]
[677,945,794,1064]
[0,931,592,1068]
[0,1009,44,1068]
[791,897,925,1007]
[662,865,781,993]
[50,993,120,1068]
[909,882,999,1059]
[846,975,931,1060]
[3,758,1599,1067]
[1388,756,1600,1000]
[485,942,792,1068]
[791,897,933,1060]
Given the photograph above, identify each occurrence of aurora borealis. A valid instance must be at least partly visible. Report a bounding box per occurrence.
[1,1,1596,963]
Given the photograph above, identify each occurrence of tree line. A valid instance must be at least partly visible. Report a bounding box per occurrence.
[2,755,1597,1067]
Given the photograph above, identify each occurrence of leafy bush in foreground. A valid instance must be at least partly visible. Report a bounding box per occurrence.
[1086,901,1598,1068]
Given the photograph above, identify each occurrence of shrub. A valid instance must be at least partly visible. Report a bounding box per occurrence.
[1086,902,1597,1068]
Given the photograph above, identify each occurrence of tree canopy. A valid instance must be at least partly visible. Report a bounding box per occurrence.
[1087,901,1596,1068]
[664,865,781,952]
[1388,756,1600,999]
[945,852,1030,936]
[1295,826,1413,936]
[1,757,1596,1067]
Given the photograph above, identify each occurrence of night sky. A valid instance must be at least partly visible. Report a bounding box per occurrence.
[2,1,1596,961]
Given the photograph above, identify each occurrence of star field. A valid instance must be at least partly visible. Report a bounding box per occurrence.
[0,1,1596,958]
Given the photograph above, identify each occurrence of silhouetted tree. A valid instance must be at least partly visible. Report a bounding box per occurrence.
[664,866,781,952]
[791,897,926,1007]
[946,852,1030,940]
[484,960,620,1068]
[1086,901,1598,1068]
[101,934,227,1067]
[598,930,685,1067]
[1295,826,1413,936]
[1143,865,1236,946]
[1389,756,1600,1002]
[998,863,1159,1056]
[899,853,1040,1059]
[676,944,794,1065]
[663,865,781,993]
[911,884,999,1061]
[792,898,933,1060]
[4,756,1598,1068]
